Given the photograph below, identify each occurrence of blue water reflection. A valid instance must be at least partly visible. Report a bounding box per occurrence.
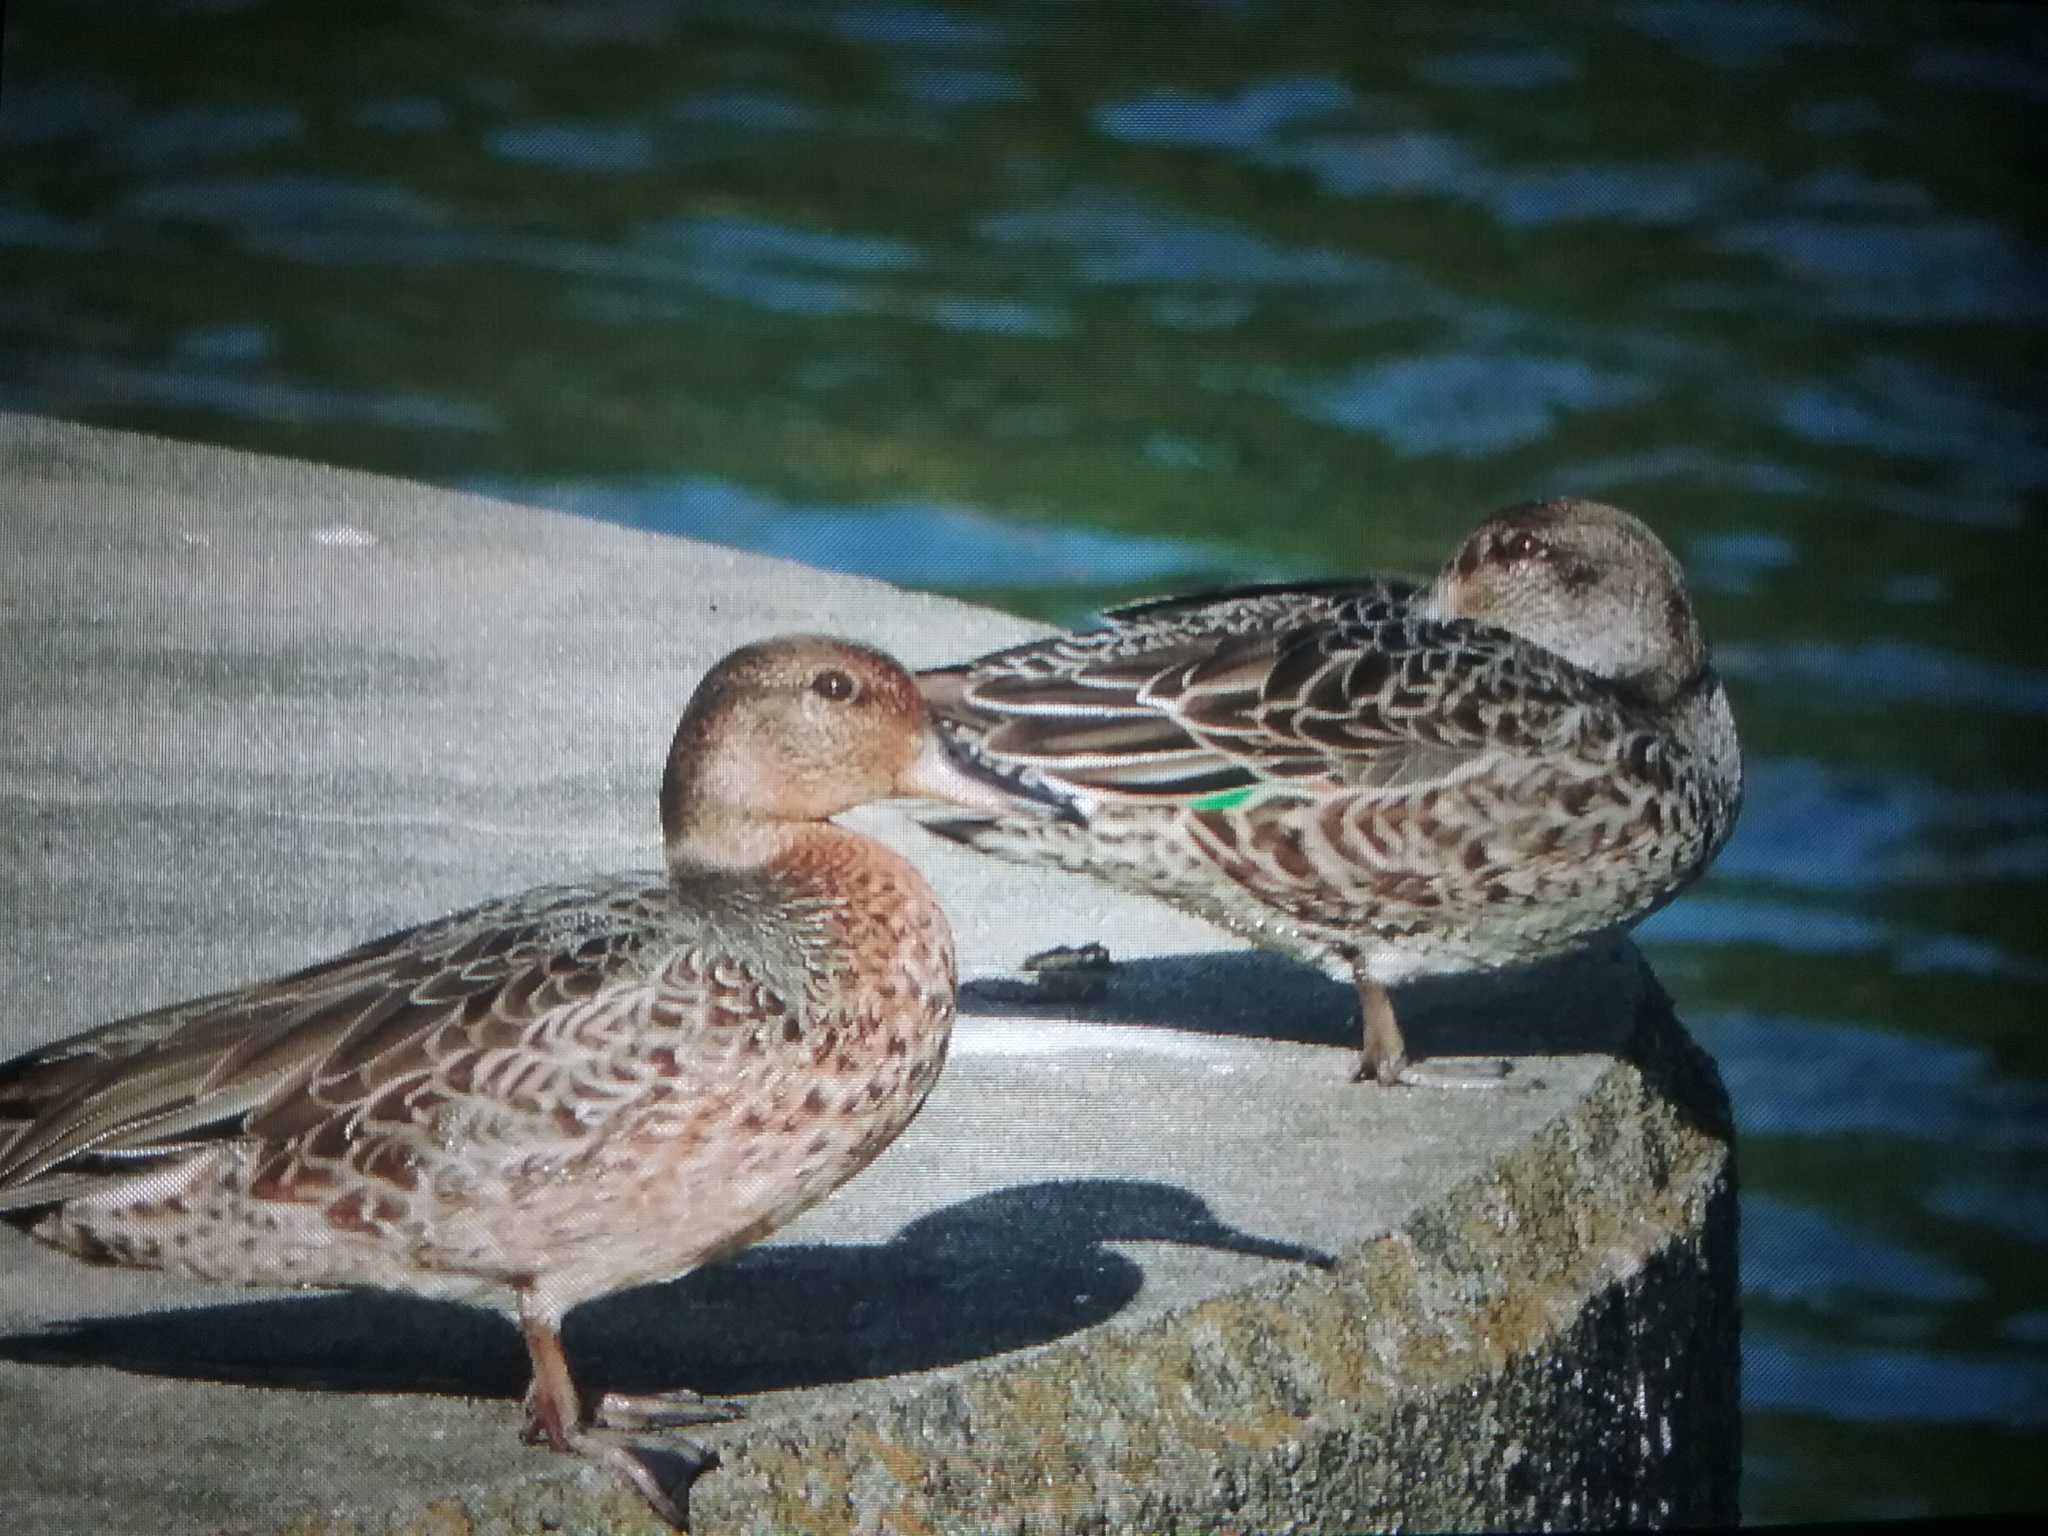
[1930,1184,2048,1246]
[1686,1011,2048,1146]
[1714,218,2048,322]
[121,174,449,227]
[0,197,101,251]
[1092,75,1359,149]
[1624,0,1855,65]
[488,120,660,174]
[980,196,1390,287]
[1713,760,2048,890]
[1744,1193,1981,1304]
[1911,45,2048,97]
[1415,47,1581,91]
[1301,351,1652,456]
[892,63,1030,107]
[671,89,827,132]
[826,3,1008,50]
[479,475,1256,590]
[351,97,452,134]
[113,105,302,168]
[1717,643,2048,715]
[0,78,127,145]
[1747,1336,2048,1425]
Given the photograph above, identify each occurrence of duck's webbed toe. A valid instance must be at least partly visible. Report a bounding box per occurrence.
[1351,977,1522,1090]
[1381,1055,1524,1090]
[594,1386,747,1432]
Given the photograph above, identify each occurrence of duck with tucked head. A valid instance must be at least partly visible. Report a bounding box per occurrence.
[0,635,1068,1527]
[918,500,1743,1086]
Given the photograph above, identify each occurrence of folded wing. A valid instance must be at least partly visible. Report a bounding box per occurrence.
[0,876,739,1211]
[925,580,1608,807]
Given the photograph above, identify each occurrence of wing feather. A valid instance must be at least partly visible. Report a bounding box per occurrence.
[924,580,1615,805]
[0,876,682,1205]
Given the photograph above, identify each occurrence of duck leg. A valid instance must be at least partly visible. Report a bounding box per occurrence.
[1353,979,1409,1086]
[519,1290,720,1529]
[1351,978,1515,1089]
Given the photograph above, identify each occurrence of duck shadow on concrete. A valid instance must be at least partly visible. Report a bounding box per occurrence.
[0,1178,1325,1401]
[962,943,1637,1064]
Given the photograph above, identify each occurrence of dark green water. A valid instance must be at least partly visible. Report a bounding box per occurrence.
[4,1,2045,1521]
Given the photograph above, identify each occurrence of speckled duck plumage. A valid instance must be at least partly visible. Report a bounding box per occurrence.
[0,634,1063,1527]
[918,499,1743,1086]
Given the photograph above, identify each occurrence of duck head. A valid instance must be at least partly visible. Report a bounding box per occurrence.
[1426,499,1709,705]
[662,635,1066,867]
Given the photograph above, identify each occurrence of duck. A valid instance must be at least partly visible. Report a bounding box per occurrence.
[916,499,1743,1087]
[0,634,1067,1528]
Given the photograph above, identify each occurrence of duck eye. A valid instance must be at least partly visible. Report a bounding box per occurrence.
[810,667,858,703]
[1502,529,1549,563]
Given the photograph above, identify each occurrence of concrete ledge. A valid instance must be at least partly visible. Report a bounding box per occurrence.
[686,971,1738,1536]
[0,415,1736,1533]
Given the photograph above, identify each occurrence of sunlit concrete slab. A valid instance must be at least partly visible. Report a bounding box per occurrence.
[0,415,1736,1533]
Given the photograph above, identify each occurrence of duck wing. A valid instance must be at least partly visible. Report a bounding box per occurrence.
[0,874,714,1206]
[924,581,1611,805]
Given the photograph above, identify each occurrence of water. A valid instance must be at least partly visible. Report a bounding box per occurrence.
[3,0,2044,1520]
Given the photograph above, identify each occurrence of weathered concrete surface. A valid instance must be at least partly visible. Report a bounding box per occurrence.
[0,414,1737,1533]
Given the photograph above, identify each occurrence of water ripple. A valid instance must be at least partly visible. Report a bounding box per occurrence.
[1688,1009,2048,1146]
[1716,641,2048,716]
[640,214,925,271]
[1625,0,1855,67]
[487,119,658,174]
[1712,759,2048,890]
[1300,351,1652,456]
[477,475,1254,590]
[1415,47,1580,91]
[1744,1193,1981,1304]
[830,3,1008,50]
[892,63,1030,108]
[1717,217,2048,323]
[119,174,448,228]
[0,78,126,145]
[0,199,103,252]
[1927,1182,2048,1246]
[1093,75,1359,151]
[1644,898,2046,981]
[1909,46,2048,100]
[980,195,1392,288]
[3,353,499,434]
[669,89,824,133]
[113,105,302,169]
[1746,1334,2048,1426]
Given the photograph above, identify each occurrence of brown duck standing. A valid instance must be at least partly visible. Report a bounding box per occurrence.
[917,500,1743,1086]
[0,635,1066,1526]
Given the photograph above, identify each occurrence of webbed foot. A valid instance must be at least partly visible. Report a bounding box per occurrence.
[1356,1052,1529,1090]
[595,1387,747,1431]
